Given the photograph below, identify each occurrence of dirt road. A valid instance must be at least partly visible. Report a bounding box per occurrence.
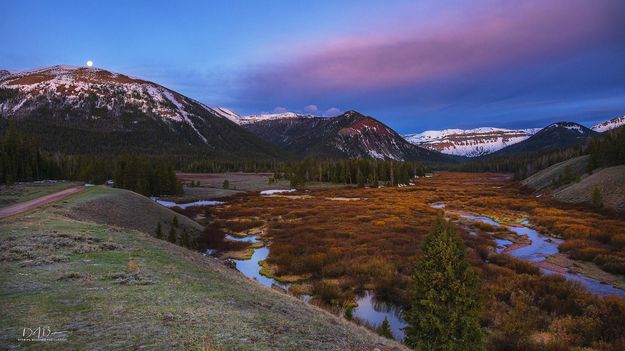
[0,186,84,219]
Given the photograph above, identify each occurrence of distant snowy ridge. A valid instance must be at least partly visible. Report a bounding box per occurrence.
[592,116,625,132]
[404,127,540,157]
[205,108,319,125]
[238,112,316,125]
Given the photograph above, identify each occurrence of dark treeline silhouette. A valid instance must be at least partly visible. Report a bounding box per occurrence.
[113,153,182,196]
[588,126,625,169]
[1,123,181,196]
[278,158,428,187]
[182,159,287,173]
[452,146,584,180]
[0,122,64,183]
[184,157,429,186]
[0,123,115,184]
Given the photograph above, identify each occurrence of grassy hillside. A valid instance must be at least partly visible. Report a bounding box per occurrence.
[553,165,625,212]
[65,186,203,240]
[521,155,625,212]
[521,155,589,191]
[0,186,404,350]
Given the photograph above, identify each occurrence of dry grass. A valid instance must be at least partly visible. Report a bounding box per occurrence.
[205,172,625,350]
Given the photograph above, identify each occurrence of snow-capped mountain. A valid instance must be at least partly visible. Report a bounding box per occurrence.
[238,112,317,125]
[207,108,318,125]
[592,116,625,132]
[493,122,598,155]
[0,65,282,157]
[404,127,540,157]
[243,110,452,161]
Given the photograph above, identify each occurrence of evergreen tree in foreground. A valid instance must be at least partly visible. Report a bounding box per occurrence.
[155,222,162,239]
[172,216,179,228]
[181,229,189,248]
[168,226,176,243]
[404,213,484,351]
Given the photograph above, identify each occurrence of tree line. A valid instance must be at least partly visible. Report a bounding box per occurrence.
[113,153,182,196]
[0,123,181,196]
[588,125,625,169]
[278,158,428,187]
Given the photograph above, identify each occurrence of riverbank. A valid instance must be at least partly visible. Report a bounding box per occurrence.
[441,205,625,296]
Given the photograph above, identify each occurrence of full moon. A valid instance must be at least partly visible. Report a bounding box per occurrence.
[86,60,93,67]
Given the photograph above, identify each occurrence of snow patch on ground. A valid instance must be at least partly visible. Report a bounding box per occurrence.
[260,189,296,195]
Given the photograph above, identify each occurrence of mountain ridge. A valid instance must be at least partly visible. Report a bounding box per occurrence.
[243,110,452,162]
[404,127,541,157]
[0,65,283,158]
[492,121,598,155]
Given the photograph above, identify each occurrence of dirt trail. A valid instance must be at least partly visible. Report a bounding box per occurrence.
[0,186,84,219]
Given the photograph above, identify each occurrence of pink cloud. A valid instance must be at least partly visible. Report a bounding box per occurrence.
[303,104,318,114]
[246,0,622,93]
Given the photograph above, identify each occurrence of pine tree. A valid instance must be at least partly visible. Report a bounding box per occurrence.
[168,226,176,243]
[378,317,394,339]
[222,179,230,189]
[404,213,484,351]
[155,222,162,239]
[356,169,365,188]
[181,229,189,247]
[172,216,179,228]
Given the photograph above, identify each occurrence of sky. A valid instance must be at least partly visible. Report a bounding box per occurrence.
[2,0,625,133]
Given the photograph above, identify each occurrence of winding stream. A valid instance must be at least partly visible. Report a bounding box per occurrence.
[151,198,224,209]
[210,199,625,344]
[451,209,625,297]
[225,233,407,340]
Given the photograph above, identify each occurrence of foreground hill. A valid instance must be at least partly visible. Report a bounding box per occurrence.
[404,127,540,157]
[243,110,452,162]
[0,66,282,158]
[493,122,597,155]
[522,155,625,212]
[0,185,404,350]
[553,165,625,212]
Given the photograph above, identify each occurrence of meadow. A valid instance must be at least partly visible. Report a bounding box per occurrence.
[200,172,625,350]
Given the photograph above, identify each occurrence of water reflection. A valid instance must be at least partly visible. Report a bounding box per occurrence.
[353,291,407,341]
[152,198,223,209]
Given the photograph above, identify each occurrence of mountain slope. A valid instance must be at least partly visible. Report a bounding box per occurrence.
[492,122,598,155]
[244,110,452,162]
[0,65,283,158]
[521,155,625,213]
[592,116,625,132]
[404,127,540,157]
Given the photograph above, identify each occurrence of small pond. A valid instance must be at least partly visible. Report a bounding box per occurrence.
[352,291,407,341]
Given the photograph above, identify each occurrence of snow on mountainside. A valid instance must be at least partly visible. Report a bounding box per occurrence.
[493,122,597,156]
[0,65,282,157]
[238,112,316,125]
[243,110,452,162]
[404,127,540,157]
[0,65,246,143]
[207,106,242,123]
[592,116,625,132]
